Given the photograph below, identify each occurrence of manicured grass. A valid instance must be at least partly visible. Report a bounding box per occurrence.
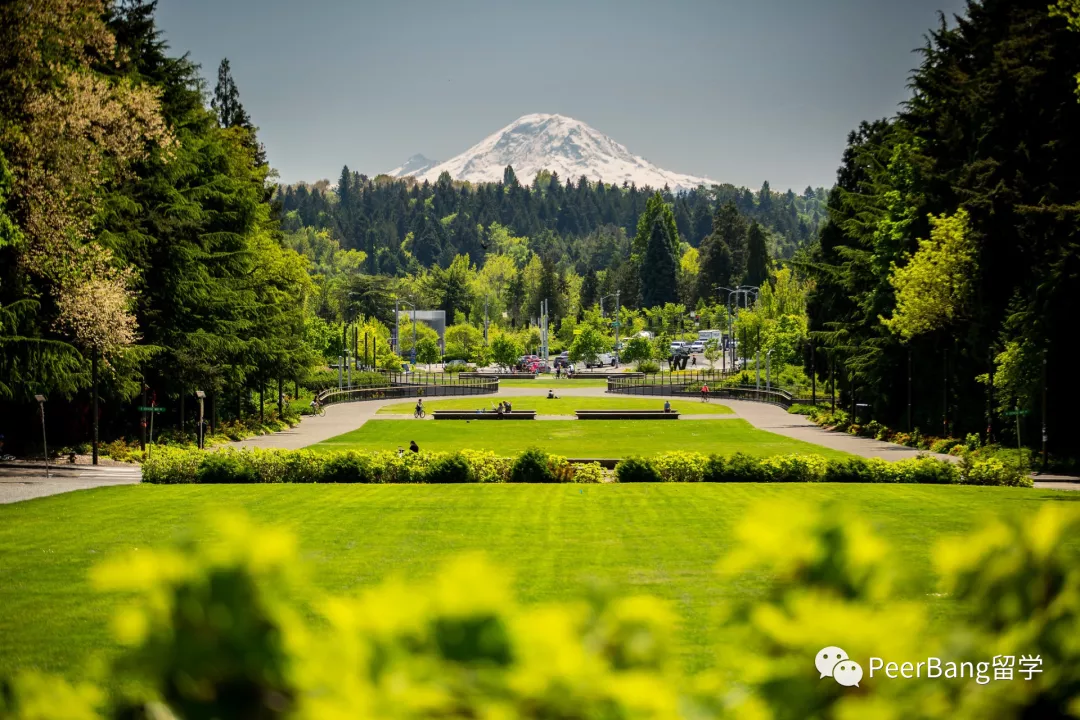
[377,395,734,416]
[0,484,1070,679]
[313,419,850,458]
[499,378,609,388]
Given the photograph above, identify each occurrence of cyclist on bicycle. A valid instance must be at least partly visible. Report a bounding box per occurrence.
[310,397,321,414]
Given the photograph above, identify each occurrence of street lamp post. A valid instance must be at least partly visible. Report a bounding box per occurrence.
[599,290,622,363]
[766,349,773,393]
[195,390,206,450]
[35,394,49,478]
[395,299,418,368]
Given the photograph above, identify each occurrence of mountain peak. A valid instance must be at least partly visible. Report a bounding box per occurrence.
[384,153,438,178]
[393,114,714,191]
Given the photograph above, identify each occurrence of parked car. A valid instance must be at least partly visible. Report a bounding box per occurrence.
[585,353,618,369]
[669,341,687,353]
[689,341,705,353]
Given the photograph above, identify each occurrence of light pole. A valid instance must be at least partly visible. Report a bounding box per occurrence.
[396,299,418,367]
[484,295,490,345]
[35,394,49,478]
[195,390,206,450]
[599,290,621,363]
[766,349,773,393]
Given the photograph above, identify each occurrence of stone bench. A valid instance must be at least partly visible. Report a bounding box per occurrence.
[432,410,537,420]
[575,410,680,420]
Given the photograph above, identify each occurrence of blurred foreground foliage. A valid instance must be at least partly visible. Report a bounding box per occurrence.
[2,501,1079,719]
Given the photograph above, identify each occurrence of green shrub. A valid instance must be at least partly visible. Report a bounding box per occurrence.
[571,462,607,484]
[615,456,661,483]
[961,457,1030,487]
[930,437,963,454]
[636,360,660,374]
[509,447,556,483]
[195,450,258,484]
[719,453,764,482]
[652,452,706,482]
[895,455,960,484]
[141,448,1015,488]
[787,403,817,415]
[426,453,473,484]
[703,454,726,482]
[760,454,828,483]
[823,457,874,483]
[459,450,512,483]
[321,452,371,483]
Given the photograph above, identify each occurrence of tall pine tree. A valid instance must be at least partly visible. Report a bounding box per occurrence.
[640,216,678,309]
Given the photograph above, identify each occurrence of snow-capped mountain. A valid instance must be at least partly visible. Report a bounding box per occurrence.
[384,153,439,178]
[394,114,715,191]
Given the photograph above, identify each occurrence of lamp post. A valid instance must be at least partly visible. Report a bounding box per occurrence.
[195,390,206,450]
[766,349,773,393]
[396,299,418,367]
[35,394,49,478]
[599,290,622,363]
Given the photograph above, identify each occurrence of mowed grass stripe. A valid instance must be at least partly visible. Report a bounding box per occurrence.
[312,419,848,459]
[0,484,1070,678]
[377,396,734,416]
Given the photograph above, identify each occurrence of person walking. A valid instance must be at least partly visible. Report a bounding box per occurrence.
[700,382,709,403]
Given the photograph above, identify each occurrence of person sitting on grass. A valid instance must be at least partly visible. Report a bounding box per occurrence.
[548,389,559,399]
[409,440,420,453]
[504,400,512,412]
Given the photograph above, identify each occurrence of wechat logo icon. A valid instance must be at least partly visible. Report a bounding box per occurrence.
[816,646,863,687]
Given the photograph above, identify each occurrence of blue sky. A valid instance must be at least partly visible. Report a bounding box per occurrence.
[157,0,967,191]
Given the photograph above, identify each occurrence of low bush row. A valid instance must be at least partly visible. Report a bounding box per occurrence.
[142,447,1029,487]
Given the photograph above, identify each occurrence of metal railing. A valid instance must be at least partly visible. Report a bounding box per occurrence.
[317,374,498,406]
[608,371,797,408]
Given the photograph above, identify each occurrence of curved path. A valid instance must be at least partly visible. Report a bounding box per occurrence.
[234,385,950,462]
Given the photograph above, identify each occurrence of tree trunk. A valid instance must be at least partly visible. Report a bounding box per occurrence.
[277,378,283,417]
[179,392,185,436]
[260,380,265,423]
[92,351,99,465]
[210,391,217,435]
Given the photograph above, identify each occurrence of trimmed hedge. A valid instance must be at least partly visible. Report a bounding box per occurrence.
[142,447,1031,487]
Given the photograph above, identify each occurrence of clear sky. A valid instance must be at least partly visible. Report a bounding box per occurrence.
[156,0,967,192]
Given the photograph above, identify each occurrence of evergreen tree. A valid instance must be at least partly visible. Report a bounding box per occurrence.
[744,221,771,288]
[502,165,519,189]
[210,58,266,166]
[708,202,749,282]
[640,217,678,309]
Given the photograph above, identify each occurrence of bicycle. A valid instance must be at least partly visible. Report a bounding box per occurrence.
[311,402,326,417]
[414,407,426,419]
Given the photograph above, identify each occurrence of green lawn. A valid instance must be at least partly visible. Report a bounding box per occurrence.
[313,419,849,458]
[378,395,734,416]
[0,484,1069,679]
[499,378,609,388]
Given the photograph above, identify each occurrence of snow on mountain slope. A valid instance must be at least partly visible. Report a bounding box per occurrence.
[400,114,715,191]
[384,153,439,177]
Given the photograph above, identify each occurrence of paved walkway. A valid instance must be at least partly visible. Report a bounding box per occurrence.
[0,462,142,504]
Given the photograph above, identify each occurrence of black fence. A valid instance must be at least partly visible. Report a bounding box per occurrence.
[317,374,498,406]
[608,371,802,408]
